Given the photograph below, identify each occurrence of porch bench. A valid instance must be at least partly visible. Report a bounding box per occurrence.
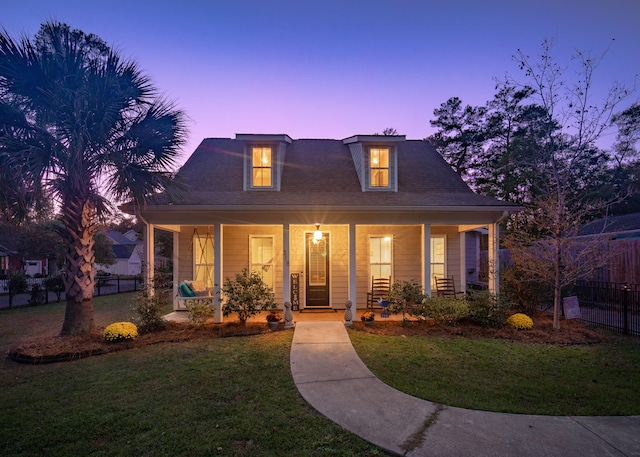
[174,280,214,311]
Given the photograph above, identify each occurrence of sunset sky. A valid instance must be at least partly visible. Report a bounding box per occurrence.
[3,0,639,164]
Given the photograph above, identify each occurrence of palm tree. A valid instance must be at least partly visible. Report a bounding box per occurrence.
[0,22,187,335]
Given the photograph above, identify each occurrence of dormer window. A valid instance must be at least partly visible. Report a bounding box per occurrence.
[252,146,272,187]
[370,148,389,187]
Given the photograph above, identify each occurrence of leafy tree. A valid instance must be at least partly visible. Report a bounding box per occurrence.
[0,22,187,335]
[428,97,486,179]
[93,231,116,267]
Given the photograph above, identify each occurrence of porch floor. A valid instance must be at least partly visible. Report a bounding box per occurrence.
[164,307,406,324]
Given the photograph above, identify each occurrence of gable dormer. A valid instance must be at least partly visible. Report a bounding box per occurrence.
[237,134,292,191]
[343,135,404,192]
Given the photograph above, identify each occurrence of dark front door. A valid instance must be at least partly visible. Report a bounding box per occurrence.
[305,232,330,307]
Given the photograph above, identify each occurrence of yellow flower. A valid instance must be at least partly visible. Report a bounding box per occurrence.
[104,322,138,342]
[507,313,533,330]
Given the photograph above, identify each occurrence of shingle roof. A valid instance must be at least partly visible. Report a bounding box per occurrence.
[578,213,640,236]
[112,244,136,259]
[169,137,515,209]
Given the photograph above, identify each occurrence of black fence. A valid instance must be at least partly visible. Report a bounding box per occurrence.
[571,281,639,336]
[0,275,144,308]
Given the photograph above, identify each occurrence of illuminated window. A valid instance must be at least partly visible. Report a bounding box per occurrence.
[370,236,392,279]
[193,232,214,290]
[431,236,446,289]
[252,147,272,187]
[370,148,389,187]
[250,236,274,290]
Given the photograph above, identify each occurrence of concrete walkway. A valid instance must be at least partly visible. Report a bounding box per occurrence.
[290,321,640,457]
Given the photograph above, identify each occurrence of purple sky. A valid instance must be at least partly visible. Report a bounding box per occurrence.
[3,0,639,165]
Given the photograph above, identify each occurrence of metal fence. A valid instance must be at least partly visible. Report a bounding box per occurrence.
[0,275,144,308]
[571,280,639,336]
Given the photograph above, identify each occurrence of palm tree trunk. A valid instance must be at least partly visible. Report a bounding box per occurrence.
[60,197,98,335]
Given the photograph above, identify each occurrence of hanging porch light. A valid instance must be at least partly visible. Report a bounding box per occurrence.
[313,224,323,243]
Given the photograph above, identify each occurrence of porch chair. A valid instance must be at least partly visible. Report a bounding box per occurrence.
[367,276,391,309]
[434,276,464,298]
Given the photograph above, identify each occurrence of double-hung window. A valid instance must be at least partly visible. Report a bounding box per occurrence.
[370,148,389,187]
[370,236,392,279]
[250,236,274,290]
[252,147,272,187]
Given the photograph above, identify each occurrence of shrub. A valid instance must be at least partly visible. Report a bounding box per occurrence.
[466,290,507,328]
[44,275,65,301]
[501,266,553,314]
[131,287,169,333]
[387,279,427,321]
[104,322,138,342]
[185,299,214,327]
[28,283,46,306]
[221,269,276,324]
[507,313,534,330]
[7,271,28,307]
[421,296,469,326]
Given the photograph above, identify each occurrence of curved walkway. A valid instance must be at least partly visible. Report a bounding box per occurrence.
[290,322,640,457]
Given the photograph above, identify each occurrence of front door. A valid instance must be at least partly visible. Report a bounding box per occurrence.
[305,232,330,307]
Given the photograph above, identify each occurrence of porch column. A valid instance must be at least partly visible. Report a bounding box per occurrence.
[348,223,357,306]
[172,231,179,307]
[213,224,223,323]
[488,222,499,296]
[422,224,432,296]
[283,223,290,305]
[459,230,467,295]
[143,223,155,293]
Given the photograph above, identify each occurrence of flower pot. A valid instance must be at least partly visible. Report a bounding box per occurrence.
[268,321,279,330]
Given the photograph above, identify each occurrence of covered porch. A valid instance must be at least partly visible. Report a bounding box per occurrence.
[141,208,504,323]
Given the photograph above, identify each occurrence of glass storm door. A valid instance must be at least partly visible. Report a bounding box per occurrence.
[305,233,330,307]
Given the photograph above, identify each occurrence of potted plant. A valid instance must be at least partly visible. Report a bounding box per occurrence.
[266,310,282,330]
[360,311,375,327]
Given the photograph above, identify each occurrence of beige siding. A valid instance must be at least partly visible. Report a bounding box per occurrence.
[222,225,284,303]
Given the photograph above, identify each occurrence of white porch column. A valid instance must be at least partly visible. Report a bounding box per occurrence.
[213,224,223,323]
[348,223,357,306]
[172,231,179,309]
[459,230,467,295]
[143,223,155,293]
[488,222,499,296]
[283,223,290,306]
[422,224,432,296]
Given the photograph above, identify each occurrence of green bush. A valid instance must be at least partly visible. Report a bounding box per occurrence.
[44,275,65,301]
[422,296,469,326]
[221,269,275,324]
[185,299,214,327]
[387,279,427,321]
[28,283,46,306]
[131,287,169,333]
[501,266,553,314]
[466,290,507,328]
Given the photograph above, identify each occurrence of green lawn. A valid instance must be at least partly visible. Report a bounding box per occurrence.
[349,331,640,416]
[0,294,383,457]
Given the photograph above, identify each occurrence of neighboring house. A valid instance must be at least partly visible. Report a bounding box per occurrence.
[95,231,142,276]
[577,213,640,284]
[0,243,48,277]
[127,134,520,319]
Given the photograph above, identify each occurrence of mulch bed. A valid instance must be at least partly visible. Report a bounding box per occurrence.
[351,313,604,345]
[7,313,604,364]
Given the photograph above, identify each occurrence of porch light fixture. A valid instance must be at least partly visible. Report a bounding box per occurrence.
[313,224,323,243]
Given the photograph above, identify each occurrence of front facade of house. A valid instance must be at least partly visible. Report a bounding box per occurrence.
[134,134,519,321]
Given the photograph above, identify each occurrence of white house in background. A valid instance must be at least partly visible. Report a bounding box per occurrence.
[95,230,142,276]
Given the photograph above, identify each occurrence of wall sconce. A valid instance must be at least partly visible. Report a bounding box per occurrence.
[313,224,322,243]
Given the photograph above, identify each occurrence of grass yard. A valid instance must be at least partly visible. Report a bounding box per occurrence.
[0,294,383,457]
[349,330,640,416]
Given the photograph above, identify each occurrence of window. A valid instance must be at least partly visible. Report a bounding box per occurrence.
[431,235,446,288]
[370,236,392,279]
[193,232,214,290]
[252,147,272,187]
[370,148,389,187]
[250,236,274,290]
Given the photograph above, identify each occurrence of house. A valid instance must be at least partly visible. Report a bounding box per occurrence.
[0,243,48,277]
[128,134,520,320]
[95,231,142,276]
